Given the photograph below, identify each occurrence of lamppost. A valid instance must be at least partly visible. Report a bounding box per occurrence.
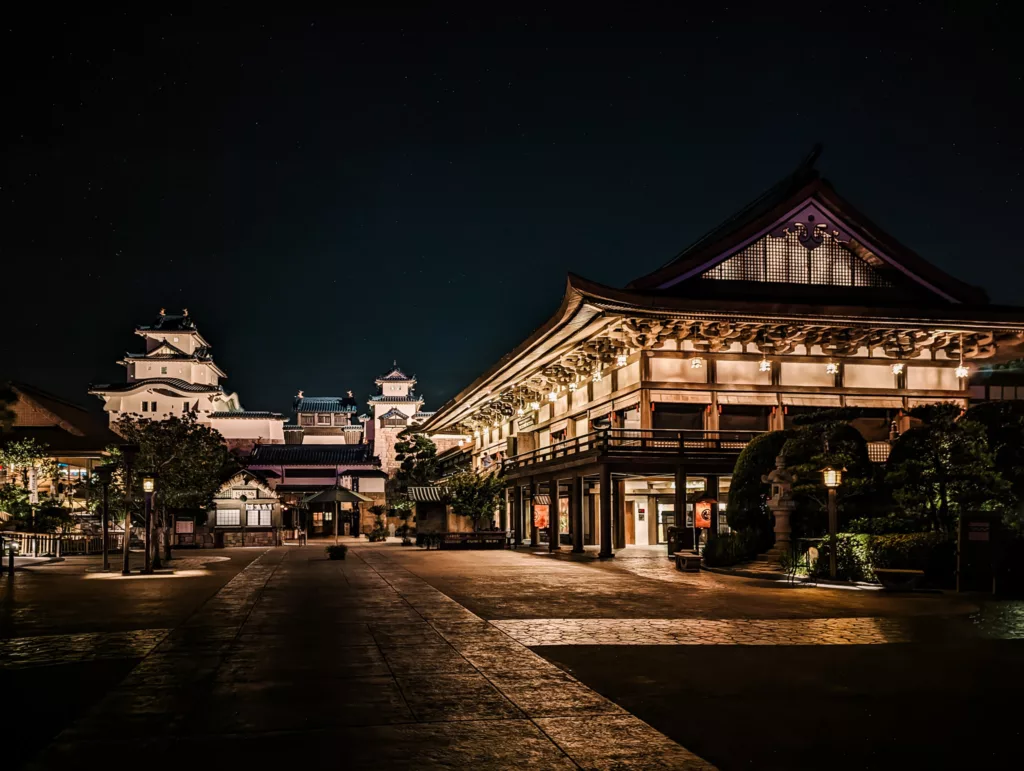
[239,493,248,548]
[141,475,156,575]
[94,464,116,572]
[121,444,139,576]
[821,466,844,580]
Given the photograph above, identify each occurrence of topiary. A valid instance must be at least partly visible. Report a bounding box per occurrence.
[728,430,790,536]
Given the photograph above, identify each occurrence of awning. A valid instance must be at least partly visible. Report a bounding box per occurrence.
[533,494,552,505]
[844,397,904,408]
[780,395,842,407]
[719,393,779,406]
[408,486,449,502]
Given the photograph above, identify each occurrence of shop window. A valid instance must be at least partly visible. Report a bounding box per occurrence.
[247,505,272,527]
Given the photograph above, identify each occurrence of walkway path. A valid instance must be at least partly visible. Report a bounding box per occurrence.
[29,545,714,770]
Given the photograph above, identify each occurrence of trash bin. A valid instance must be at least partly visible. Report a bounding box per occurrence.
[666,526,685,557]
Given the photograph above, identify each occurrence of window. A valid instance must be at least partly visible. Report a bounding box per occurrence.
[324,510,333,521]
[300,415,314,426]
[161,366,167,374]
[173,337,179,342]
[246,504,272,527]
[151,401,158,412]
[142,402,148,412]
[317,414,331,425]
[183,402,189,412]
[175,520,194,534]
[216,509,241,526]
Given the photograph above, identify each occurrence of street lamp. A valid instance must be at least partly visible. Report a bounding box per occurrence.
[141,475,157,575]
[821,466,844,580]
[120,444,139,576]
[94,464,117,572]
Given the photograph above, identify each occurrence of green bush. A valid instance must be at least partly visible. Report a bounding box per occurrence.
[869,532,955,587]
[325,544,348,560]
[846,514,924,535]
[703,530,765,567]
[809,533,872,582]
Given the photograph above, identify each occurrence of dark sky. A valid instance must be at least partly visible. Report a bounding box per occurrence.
[3,5,1022,417]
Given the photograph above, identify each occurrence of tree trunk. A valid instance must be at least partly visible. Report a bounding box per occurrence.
[163,515,173,561]
[151,506,163,570]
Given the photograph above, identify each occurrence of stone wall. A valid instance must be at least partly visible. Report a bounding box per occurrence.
[221,529,281,547]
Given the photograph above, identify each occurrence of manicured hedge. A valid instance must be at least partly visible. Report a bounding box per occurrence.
[808,531,955,585]
[703,530,766,567]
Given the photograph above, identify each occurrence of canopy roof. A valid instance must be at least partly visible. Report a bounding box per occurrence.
[304,486,372,505]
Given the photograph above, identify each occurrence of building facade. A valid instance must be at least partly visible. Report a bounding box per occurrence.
[418,154,1024,554]
[89,310,286,452]
[283,392,365,445]
[367,365,445,475]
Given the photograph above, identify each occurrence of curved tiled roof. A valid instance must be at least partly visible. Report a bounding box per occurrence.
[248,443,378,466]
[89,378,222,394]
[294,396,358,413]
[377,407,409,421]
[208,411,286,420]
[369,394,423,403]
[136,312,198,332]
[376,366,414,382]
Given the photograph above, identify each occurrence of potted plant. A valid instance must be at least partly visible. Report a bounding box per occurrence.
[325,544,348,560]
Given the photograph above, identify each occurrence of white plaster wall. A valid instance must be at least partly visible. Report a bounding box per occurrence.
[844,364,895,389]
[619,361,641,386]
[716,360,770,386]
[781,362,835,387]
[650,357,707,383]
[592,375,612,400]
[360,477,386,493]
[907,366,961,391]
[207,418,285,443]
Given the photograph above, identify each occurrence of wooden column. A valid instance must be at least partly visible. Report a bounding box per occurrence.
[529,479,538,546]
[674,465,686,552]
[706,474,720,541]
[512,485,523,545]
[614,478,626,549]
[599,465,613,558]
[548,477,560,551]
[570,474,584,553]
[640,351,652,429]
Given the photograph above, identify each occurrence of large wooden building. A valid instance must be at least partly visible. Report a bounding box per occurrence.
[417,154,1024,555]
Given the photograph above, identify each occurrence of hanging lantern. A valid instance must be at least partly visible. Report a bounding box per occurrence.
[517,407,525,417]
[568,382,578,392]
[758,357,771,372]
[616,353,628,367]
[891,362,905,375]
[825,361,839,375]
[547,391,557,402]
[955,364,969,379]
[592,370,602,383]
[821,466,844,489]
[530,401,540,411]
[690,357,704,369]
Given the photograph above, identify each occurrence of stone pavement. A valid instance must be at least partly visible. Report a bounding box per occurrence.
[28,545,715,770]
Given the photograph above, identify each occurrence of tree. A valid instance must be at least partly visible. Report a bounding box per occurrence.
[113,413,236,566]
[727,430,789,535]
[389,434,440,542]
[447,471,505,531]
[964,400,1024,526]
[0,382,16,434]
[0,438,60,530]
[886,403,1012,534]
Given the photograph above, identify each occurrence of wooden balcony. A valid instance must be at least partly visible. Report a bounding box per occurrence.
[502,428,761,479]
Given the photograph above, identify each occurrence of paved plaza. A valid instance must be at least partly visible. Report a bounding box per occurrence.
[3,542,1023,769]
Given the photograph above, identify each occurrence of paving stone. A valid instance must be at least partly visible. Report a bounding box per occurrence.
[396,673,524,721]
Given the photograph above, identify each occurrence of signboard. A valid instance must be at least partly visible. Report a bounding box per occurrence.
[694,500,712,529]
[517,414,536,430]
[967,522,990,541]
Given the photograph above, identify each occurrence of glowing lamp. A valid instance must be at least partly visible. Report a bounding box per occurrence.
[821,466,843,489]
[547,391,557,402]
[758,357,771,372]
[568,382,578,392]
[891,362,904,375]
[142,476,155,493]
[592,370,602,383]
[825,361,839,375]
[529,401,540,411]
[690,357,704,369]
[616,353,628,367]
[955,364,969,379]
[517,407,525,416]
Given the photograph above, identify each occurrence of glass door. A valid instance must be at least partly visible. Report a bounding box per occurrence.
[656,498,676,544]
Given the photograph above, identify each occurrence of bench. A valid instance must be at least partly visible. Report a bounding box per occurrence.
[674,551,702,572]
[873,568,926,591]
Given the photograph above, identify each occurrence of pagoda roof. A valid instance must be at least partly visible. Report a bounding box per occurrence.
[136,311,198,333]
[3,382,123,455]
[369,394,423,403]
[89,378,223,395]
[376,365,415,383]
[378,407,409,421]
[294,396,358,413]
[627,146,987,305]
[247,443,378,466]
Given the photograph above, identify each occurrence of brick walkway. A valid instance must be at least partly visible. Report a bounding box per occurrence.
[29,545,715,770]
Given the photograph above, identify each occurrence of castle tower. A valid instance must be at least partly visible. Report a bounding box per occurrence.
[368,364,425,474]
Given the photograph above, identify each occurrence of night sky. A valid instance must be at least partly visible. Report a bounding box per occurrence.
[3,6,1022,417]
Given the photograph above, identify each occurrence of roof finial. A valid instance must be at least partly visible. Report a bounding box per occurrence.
[159,308,166,316]
[296,389,304,399]
[393,359,397,367]
[182,308,189,317]
[802,143,823,170]
[347,390,353,398]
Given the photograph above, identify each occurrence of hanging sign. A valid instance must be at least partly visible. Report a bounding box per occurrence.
[694,500,712,529]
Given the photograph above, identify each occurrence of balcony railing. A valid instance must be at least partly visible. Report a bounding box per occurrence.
[503,428,762,473]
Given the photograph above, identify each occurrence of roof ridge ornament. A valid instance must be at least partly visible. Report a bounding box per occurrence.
[768,200,853,251]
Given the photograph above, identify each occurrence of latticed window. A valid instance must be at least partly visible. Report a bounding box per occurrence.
[702,228,891,287]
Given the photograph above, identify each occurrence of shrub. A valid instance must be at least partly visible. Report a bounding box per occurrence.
[869,532,955,587]
[703,530,765,567]
[809,533,872,582]
[325,544,348,560]
[846,513,924,535]
[728,431,789,535]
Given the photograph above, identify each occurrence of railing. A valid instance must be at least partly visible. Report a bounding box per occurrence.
[504,428,762,472]
[0,532,124,558]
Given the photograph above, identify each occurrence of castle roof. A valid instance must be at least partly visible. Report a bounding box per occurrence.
[208,411,286,420]
[377,407,409,421]
[376,365,415,384]
[88,378,223,395]
[247,443,378,466]
[369,394,424,403]
[136,311,199,333]
[294,396,359,413]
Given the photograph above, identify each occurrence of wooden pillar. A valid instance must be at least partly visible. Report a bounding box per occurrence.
[707,474,720,541]
[548,477,560,551]
[674,465,686,552]
[614,478,626,550]
[529,479,538,546]
[599,465,613,558]
[640,352,652,430]
[512,485,523,545]
[570,474,584,553]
